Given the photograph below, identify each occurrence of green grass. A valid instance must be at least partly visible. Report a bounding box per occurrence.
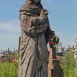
[0,62,18,77]
[0,50,76,77]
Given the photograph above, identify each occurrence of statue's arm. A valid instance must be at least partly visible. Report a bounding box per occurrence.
[20,11,29,32]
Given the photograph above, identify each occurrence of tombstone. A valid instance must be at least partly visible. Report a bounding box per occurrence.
[18,0,51,77]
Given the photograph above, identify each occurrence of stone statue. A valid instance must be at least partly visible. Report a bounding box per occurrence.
[18,0,51,77]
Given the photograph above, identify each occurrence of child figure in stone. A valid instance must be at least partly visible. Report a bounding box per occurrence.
[29,9,49,36]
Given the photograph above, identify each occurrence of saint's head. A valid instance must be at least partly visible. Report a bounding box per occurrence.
[26,0,41,4]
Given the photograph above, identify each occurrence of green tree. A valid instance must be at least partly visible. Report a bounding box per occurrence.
[61,49,75,77]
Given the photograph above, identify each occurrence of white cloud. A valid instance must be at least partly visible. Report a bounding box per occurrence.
[0,20,21,33]
[0,20,21,50]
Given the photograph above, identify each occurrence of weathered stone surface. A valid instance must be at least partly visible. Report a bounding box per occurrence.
[18,0,51,77]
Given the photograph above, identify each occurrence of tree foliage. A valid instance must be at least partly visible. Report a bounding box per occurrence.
[61,50,75,77]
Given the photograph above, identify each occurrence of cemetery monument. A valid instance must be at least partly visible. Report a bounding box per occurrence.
[18,0,51,77]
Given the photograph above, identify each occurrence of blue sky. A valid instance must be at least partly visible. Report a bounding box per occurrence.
[0,0,77,50]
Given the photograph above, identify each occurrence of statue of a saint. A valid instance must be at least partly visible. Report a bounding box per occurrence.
[18,0,51,77]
